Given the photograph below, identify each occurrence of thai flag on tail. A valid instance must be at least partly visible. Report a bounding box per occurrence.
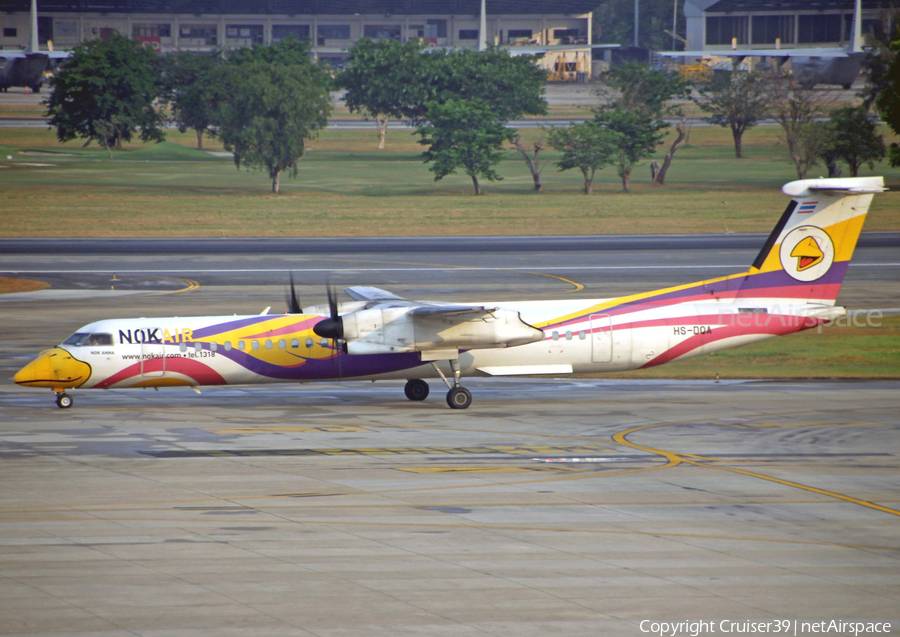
[798,201,818,213]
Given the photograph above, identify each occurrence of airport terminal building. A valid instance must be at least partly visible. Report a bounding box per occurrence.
[0,0,596,75]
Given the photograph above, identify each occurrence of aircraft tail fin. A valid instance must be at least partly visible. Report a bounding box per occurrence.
[740,176,884,305]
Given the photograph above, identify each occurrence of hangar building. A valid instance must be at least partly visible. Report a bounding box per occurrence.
[0,0,597,76]
[684,0,895,53]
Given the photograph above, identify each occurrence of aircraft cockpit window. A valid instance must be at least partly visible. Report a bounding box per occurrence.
[64,332,112,346]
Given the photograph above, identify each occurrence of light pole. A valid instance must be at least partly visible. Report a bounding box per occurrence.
[634,0,639,47]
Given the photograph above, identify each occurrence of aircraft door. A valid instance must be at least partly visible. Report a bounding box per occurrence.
[589,314,613,363]
[140,330,165,377]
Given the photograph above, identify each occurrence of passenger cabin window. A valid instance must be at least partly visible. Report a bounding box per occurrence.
[64,332,112,346]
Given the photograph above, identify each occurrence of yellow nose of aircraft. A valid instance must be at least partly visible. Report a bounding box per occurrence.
[14,348,91,390]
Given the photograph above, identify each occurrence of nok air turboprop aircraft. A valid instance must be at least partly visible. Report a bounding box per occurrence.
[15,177,885,410]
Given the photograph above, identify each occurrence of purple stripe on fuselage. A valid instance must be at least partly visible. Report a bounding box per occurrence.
[542,261,851,331]
[190,316,281,339]
[217,347,425,381]
[604,262,849,314]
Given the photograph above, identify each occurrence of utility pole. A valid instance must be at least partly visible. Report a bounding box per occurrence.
[30,0,39,52]
[478,0,487,51]
[633,0,639,48]
[672,0,678,50]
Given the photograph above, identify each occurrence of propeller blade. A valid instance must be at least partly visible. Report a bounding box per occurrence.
[313,281,344,340]
[286,273,302,314]
[327,281,339,320]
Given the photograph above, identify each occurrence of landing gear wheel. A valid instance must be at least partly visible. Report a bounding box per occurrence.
[55,393,73,409]
[446,386,472,410]
[404,379,429,401]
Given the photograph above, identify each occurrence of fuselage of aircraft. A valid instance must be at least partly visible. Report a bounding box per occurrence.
[14,176,885,409]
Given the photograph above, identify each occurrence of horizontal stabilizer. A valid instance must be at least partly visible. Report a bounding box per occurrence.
[782,177,887,198]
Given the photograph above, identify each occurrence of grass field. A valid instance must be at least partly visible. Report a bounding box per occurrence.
[1,125,899,238]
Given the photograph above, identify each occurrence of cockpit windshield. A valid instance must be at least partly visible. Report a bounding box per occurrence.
[63,332,113,346]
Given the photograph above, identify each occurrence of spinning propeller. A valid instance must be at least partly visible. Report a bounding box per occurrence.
[285,273,302,314]
[313,281,344,340]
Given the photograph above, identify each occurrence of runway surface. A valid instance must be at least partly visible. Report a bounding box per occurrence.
[1,237,898,635]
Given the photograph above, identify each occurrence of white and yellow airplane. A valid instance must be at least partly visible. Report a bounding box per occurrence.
[14,177,884,409]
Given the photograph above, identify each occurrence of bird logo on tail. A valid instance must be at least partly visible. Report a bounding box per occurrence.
[779,226,835,282]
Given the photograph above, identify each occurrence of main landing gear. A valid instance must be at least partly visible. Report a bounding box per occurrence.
[404,379,429,401]
[433,359,472,410]
[55,392,73,409]
[404,360,473,409]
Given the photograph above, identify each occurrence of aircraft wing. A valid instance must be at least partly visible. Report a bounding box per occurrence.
[331,286,541,355]
[344,286,498,316]
[344,286,406,302]
[659,48,849,59]
[409,305,498,318]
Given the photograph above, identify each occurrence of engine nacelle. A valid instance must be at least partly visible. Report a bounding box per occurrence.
[342,307,543,356]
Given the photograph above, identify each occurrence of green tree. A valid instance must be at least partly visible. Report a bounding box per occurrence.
[875,39,900,166]
[599,62,688,116]
[547,122,621,194]
[596,63,686,186]
[161,50,224,150]
[416,98,515,195]
[828,106,885,176]
[44,34,165,154]
[694,71,770,158]
[410,47,548,122]
[215,43,332,193]
[769,73,835,178]
[859,13,900,110]
[791,122,833,180]
[594,107,667,191]
[225,37,313,66]
[335,38,426,149]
